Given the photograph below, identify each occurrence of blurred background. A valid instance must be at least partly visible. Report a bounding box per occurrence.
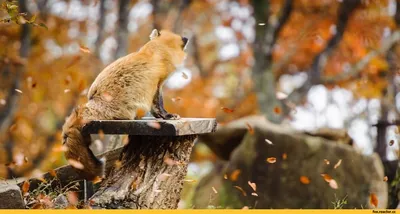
[0,0,400,209]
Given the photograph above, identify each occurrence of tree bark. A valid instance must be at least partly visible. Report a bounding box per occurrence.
[90,135,196,209]
[114,0,130,59]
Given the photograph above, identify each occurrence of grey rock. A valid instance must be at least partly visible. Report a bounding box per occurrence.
[0,181,25,209]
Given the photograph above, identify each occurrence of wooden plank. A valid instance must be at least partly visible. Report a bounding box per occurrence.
[82,117,217,136]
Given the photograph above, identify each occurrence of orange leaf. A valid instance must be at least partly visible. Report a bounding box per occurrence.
[223,174,228,179]
[274,106,282,114]
[323,159,330,165]
[383,176,388,182]
[248,181,256,191]
[334,159,342,169]
[370,193,378,207]
[22,180,30,195]
[79,45,91,53]
[230,169,241,181]
[221,107,234,113]
[300,176,310,184]
[114,160,122,169]
[32,203,44,209]
[49,169,57,177]
[246,122,254,134]
[136,108,146,119]
[282,153,287,160]
[92,176,103,184]
[234,186,247,196]
[266,157,276,163]
[320,174,332,182]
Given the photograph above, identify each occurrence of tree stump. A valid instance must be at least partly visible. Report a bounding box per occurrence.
[82,117,217,209]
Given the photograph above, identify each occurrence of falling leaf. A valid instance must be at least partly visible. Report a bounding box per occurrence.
[101,92,113,102]
[258,23,266,26]
[251,192,258,196]
[234,186,247,196]
[182,72,189,79]
[383,176,388,182]
[334,159,342,169]
[31,82,37,88]
[154,189,162,193]
[282,153,287,160]
[68,159,84,169]
[184,179,196,183]
[276,91,288,100]
[67,192,79,206]
[223,174,228,179]
[242,206,249,209]
[300,176,310,184]
[246,122,254,134]
[320,174,332,183]
[136,108,146,119]
[266,157,277,163]
[92,176,103,184]
[64,89,70,93]
[158,173,172,181]
[221,107,234,113]
[22,180,30,195]
[164,157,177,166]
[32,203,44,209]
[93,139,103,151]
[114,160,122,169]
[79,45,91,53]
[0,99,5,105]
[15,89,22,93]
[265,139,273,145]
[52,145,68,152]
[171,97,182,102]
[370,193,378,207]
[329,179,338,189]
[230,169,241,181]
[274,106,282,114]
[212,187,218,194]
[248,181,256,191]
[65,55,81,69]
[324,159,330,165]
[147,121,161,129]
[49,169,57,177]
[389,140,395,146]
[131,181,138,190]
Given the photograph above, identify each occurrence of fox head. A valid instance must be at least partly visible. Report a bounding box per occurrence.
[147,29,189,67]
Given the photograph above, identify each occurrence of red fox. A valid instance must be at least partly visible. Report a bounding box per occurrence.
[61,29,189,180]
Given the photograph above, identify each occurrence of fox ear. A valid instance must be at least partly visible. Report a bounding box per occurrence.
[149,29,160,40]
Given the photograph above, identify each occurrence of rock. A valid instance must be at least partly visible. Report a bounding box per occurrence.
[194,115,388,209]
[0,181,25,209]
[53,194,69,209]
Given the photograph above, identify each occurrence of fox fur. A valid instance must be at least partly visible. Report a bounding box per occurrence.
[61,29,189,180]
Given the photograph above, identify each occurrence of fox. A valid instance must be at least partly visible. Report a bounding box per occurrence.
[61,29,189,180]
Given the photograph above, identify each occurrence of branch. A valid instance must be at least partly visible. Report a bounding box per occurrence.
[285,0,359,108]
[321,30,400,84]
[114,0,130,59]
[309,0,360,84]
[94,0,106,59]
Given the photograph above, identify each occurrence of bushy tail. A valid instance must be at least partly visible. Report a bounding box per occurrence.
[61,106,104,180]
